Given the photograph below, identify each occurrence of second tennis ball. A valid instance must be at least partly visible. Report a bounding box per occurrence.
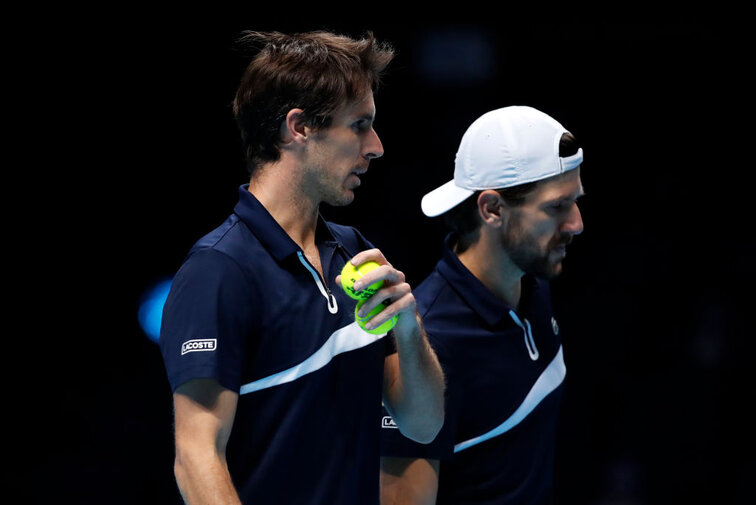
[355,299,398,335]
[340,260,383,300]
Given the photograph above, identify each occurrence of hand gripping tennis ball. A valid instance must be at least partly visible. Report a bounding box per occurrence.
[355,299,398,335]
[340,260,384,300]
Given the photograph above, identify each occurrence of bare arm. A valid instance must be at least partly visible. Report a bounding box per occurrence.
[381,457,440,505]
[337,249,445,443]
[382,320,444,443]
[172,378,241,505]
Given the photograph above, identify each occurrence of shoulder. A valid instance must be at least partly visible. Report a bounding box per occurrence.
[171,219,266,305]
[414,269,454,319]
[323,221,376,256]
[190,214,265,265]
[179,246,246,279]
[413,270,462,356]
[167,247,261,315]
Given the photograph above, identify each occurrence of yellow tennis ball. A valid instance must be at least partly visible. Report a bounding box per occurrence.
[355,299,398,335]
[340,261,383,300]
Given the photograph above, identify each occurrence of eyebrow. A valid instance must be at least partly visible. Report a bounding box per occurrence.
[545,189,586,206]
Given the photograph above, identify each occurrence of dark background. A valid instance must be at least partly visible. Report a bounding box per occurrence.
[21,9,752,504]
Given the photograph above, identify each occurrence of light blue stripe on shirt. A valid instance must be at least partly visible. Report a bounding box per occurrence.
[239,321,387,395]
[454,345,566,453]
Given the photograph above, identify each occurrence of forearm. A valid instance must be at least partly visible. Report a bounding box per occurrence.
[381,457,440,505]
[340,249,445,442]
[386,312,445,444]
[174,447,241,505]
[173,379,241,505]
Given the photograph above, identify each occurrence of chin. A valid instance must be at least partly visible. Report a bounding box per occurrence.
[533,259,563,280]
[547,265,563,279]
[324,192,355,207]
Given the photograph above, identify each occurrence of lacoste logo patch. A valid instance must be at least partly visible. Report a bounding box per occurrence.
[181,338,217,355]
[382,416,398,429]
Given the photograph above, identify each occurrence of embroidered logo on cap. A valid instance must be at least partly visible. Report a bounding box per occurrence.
[181,338,217,355]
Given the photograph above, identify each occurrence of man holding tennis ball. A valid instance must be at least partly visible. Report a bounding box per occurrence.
[159,30,444,505]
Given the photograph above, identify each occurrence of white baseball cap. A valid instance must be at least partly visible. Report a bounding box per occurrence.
[421,105,583,217]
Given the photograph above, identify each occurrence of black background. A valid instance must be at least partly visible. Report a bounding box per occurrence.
[20,8,753,504]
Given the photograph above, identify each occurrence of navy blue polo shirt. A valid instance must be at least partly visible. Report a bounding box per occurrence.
[160,185,394,505]
[381,236,566,505]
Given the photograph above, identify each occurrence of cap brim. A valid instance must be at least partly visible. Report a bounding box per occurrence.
[421,180,475,217]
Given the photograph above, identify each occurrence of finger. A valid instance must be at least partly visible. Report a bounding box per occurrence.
[335,263,401,296]
[355,282,412,319]
[348,248,391,269]
[362,292,416,331]
[353,263,407,292]
[351,264,397,292]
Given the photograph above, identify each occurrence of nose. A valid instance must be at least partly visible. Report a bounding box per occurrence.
[561,202,584,236]
[363,127,384,160]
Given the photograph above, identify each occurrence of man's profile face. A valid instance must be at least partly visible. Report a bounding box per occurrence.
[501,169,585,279]
[302,91,384,207]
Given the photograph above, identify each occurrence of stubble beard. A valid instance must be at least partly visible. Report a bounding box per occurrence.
[501,214,570,280]
[302,158,358,208]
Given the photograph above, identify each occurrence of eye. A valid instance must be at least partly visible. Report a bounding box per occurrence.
[546,200,573,214]
[551,201,568,210]
[352,118,373,132]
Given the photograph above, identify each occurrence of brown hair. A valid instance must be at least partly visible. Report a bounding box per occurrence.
[232,30,395,174]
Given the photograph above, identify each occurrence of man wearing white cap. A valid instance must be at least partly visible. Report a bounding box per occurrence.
[380,106,585,504]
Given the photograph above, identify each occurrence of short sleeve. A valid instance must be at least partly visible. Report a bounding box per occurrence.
[159,248,259,393]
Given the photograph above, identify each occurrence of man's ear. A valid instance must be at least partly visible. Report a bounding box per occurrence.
[477,190,504,228]
[281,108,308,145]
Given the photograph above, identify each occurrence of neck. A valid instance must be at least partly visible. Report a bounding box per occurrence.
[248,162,320,250]
[456,233,524,310]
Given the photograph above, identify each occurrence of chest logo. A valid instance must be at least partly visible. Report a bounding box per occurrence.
[181,338,217,355]
[551,317,560,335]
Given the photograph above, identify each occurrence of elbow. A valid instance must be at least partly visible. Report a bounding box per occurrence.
[173,452,189,495]
[174,444,196,492]
[398,410,445,445]
[173,442,218,492]
[420,411,445,444]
